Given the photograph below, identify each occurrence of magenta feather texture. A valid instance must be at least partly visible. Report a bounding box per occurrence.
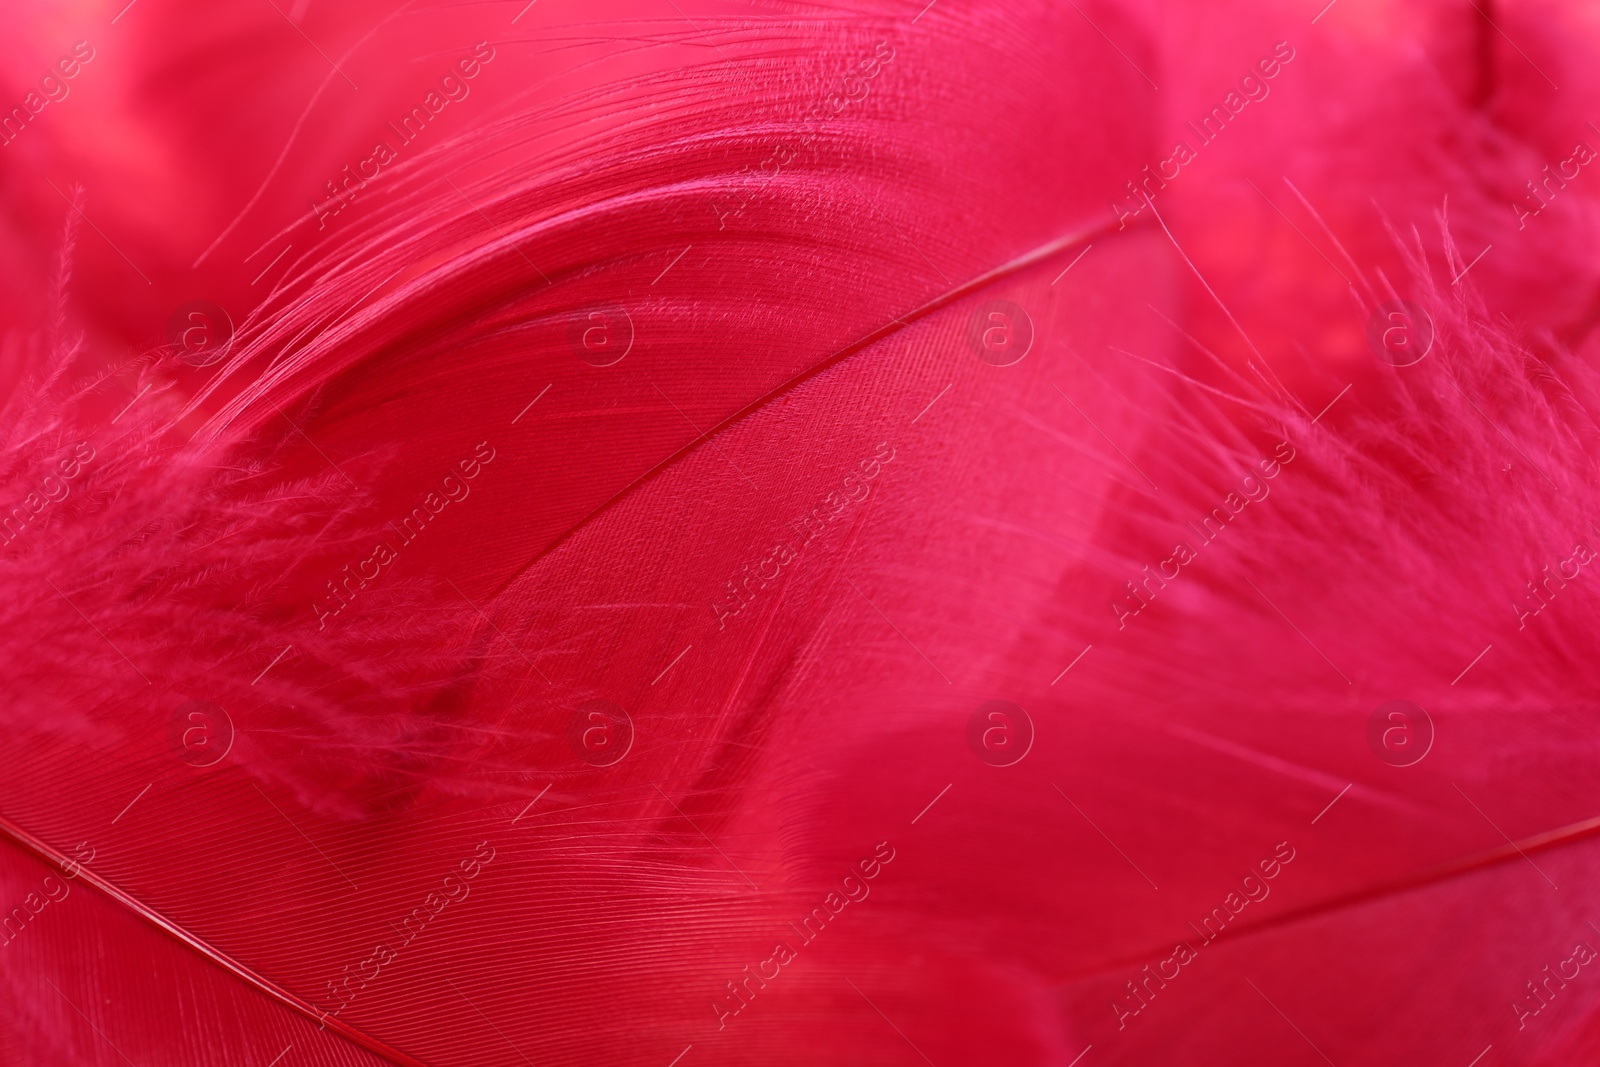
[3,1,1600,1064]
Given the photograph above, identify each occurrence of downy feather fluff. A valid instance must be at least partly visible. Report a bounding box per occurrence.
[3,1,1600,1065]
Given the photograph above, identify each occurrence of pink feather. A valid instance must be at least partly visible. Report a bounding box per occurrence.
[3,1,1600,1064]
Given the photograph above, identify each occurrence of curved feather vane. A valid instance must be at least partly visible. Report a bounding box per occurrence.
[3,0,1600,1064]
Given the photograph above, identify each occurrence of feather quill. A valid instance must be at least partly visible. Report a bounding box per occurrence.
[4,1,1600,1064]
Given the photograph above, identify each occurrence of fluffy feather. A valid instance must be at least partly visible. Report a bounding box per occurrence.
[3,1,1600,1065]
